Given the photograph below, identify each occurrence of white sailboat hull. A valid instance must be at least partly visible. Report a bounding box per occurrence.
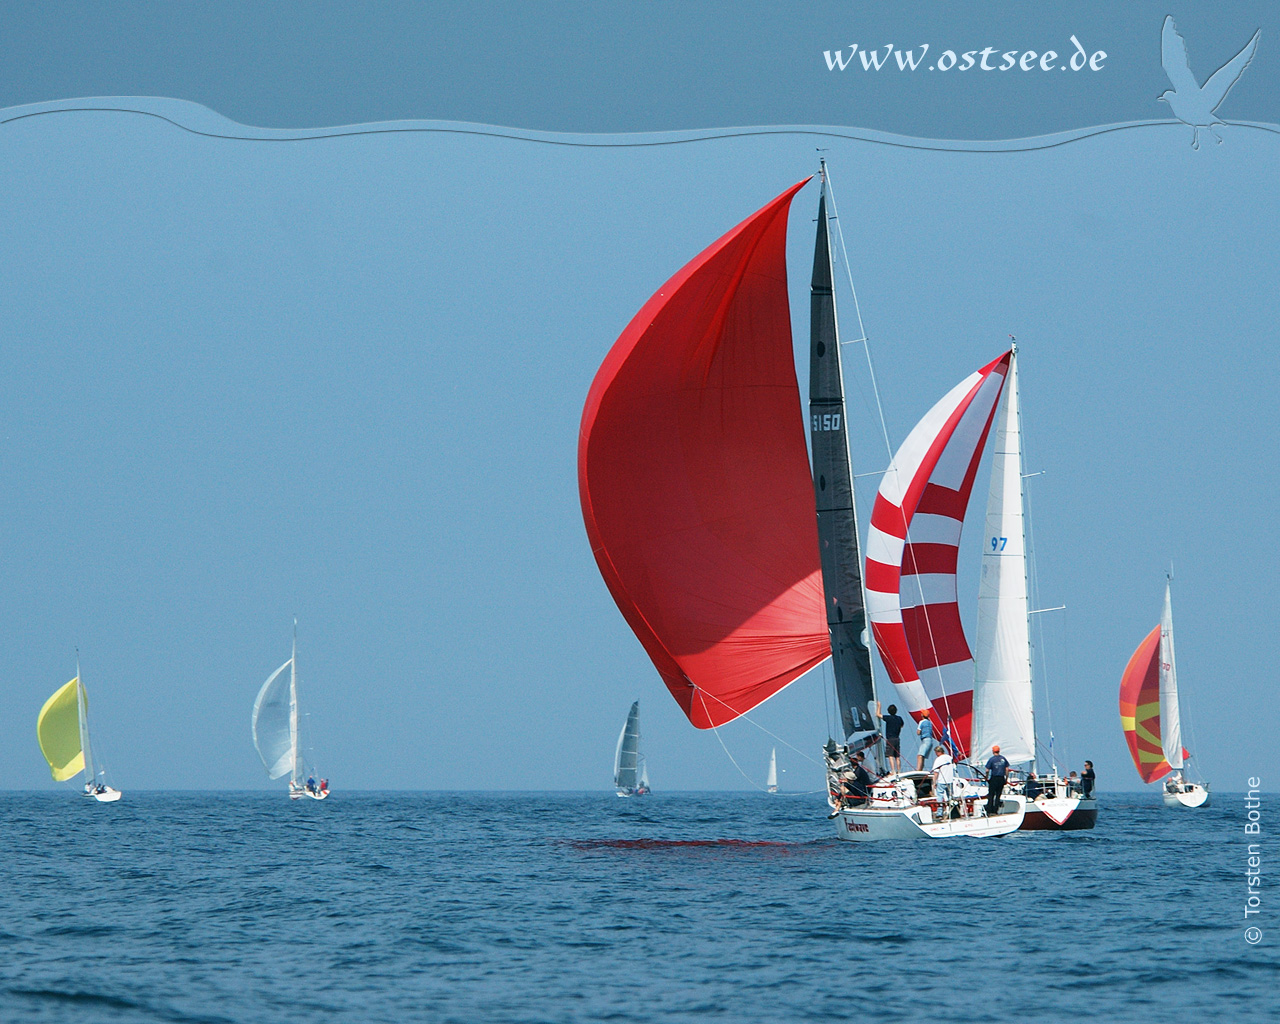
[1164,783,1210,808]
[289,782,330,800]
[84,786,122,803]
[836,795,1025,841]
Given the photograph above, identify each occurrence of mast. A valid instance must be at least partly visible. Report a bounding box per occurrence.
[1159,578,1183,770]
[809,161,876,743]
[290,620,300,786]
[76,653,94,785]
[971,345,1036,765]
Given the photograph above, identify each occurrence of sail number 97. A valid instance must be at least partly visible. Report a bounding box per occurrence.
[991,536,1007,551]
[812,413,842,432]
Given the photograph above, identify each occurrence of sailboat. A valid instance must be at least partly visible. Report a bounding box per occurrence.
[578,167,1022,839]
[1120,578,1209,808]
[614,701,649,796]
[766,748,778,793]
[962,346,1095,831]
[36,660,122,802]
[253,624,329,800]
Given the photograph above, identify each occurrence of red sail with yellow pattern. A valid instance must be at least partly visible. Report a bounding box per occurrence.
[1119,624,1187,783]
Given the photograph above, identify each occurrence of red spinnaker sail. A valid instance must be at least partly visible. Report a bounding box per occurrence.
[1119,625,1183,783]
[578,181,828,729]
[864,352,1011,756]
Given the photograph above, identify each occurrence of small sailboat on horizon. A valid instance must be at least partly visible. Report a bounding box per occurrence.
[1120,576,1209,808]
[37,658,121,802]
[253,623,330,800]
[766,747,778,793]
[614,701,650,797]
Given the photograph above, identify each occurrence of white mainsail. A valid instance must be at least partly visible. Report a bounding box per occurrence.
[970,349,1036,765]
[766,747,778,791]
[614,701,641,790]
[1159,581,1184,770]
[253,655,297,780]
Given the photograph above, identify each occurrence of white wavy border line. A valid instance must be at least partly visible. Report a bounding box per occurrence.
[2,96,1278,150]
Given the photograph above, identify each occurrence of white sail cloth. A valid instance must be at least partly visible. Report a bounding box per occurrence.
[253,658,297,779]
[614,701,641,789]
[970,353,1036,764]
[1158,583,1183,770]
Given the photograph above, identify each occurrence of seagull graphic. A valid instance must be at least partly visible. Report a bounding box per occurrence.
[1159,16,1260,149]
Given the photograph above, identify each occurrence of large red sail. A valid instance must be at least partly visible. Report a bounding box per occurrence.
[1120,625,1177,783]
[864,352,1011,756]
[578,181,828,729]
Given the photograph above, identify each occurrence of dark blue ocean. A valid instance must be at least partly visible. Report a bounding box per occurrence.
[0,791,1271,1023]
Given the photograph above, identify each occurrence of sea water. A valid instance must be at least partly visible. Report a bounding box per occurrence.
[0,791,1271,1023]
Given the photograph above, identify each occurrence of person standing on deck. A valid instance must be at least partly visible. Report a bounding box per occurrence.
[984,745,1010,815]
[916,714,936,771]
[877,702,905,774]
[1081,762,1096,799]
[931,747,956,808]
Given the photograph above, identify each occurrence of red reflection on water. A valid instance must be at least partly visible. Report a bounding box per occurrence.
[568,838,793,850]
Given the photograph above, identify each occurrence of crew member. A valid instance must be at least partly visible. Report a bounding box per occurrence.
[916,715,935,771]
[877,702,905,774]
[984,744,1010,815]
[1081,761,1095,799]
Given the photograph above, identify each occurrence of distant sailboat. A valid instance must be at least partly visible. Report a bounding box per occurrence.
[253,623,329,800]
[1120,578,1209,808]
[37,659,121,802]
[766,747,778,793]
[614,701,649,796]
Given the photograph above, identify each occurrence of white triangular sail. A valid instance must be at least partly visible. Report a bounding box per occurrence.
[766,747,778,791]
[970,350,1035,765]
[614,701,640,789]
[253,658,297,780]
[1159,581,1183,770]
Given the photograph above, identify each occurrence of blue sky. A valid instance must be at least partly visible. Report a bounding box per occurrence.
[1,100,1274,791]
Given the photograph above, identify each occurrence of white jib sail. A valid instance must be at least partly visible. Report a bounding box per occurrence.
[1159,581,1184,770]
[253,658,297,779]
[614,701,640,789]
[970,351,1036,765]
[766,747,777,789]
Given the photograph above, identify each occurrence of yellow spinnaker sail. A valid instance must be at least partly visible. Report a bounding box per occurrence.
[37,678,85,781]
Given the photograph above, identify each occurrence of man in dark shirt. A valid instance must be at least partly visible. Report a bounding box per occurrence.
[847,751,874,806]
[984,745,1010,815]
[1024,772,1041,801]
[876,701,905,774]
[1081,761,1096,799]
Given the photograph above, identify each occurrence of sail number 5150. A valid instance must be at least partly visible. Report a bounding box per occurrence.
[812,413,842,431]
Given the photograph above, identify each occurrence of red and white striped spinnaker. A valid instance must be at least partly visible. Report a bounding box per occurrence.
[864,352,1011,755]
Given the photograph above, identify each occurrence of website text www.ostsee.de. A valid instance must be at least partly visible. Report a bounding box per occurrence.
[823,36,1106,73]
